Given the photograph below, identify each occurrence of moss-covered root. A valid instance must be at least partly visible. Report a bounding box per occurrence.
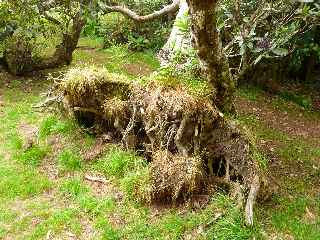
[59,67,263,225]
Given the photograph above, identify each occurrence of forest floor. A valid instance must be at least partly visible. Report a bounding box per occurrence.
[0,37,319,240]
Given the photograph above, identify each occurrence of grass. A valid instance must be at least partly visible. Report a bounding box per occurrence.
[39,115,77,139]
[59,178,89,199]
[0,37,319,239]
[93,148,147,179]
[16,145,48,166]
[278,90,313,109]
[58,149,83,171]
[0,158,51,200]
[238,85,264,101]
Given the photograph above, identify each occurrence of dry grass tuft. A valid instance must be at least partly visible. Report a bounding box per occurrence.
[150,150,205,202]
[103,97,128,118]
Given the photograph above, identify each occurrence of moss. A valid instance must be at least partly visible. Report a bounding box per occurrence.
[144,66,212,98]
[60,66,131,96]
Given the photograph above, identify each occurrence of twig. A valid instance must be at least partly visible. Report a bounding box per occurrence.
[122,104,137,148]
[84,174,108,184]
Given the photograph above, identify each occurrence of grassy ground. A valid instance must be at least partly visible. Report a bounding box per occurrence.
[0,39,319,239]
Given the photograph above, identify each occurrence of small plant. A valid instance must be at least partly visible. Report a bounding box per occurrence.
[174,13,190,35]
[128,34,150,51]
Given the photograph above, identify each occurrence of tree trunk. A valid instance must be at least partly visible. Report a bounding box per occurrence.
[157,0,190,65]
[34,13,86,70]
[186,0,235,112]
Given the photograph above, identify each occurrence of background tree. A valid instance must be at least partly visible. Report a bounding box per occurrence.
[0,0,90,74]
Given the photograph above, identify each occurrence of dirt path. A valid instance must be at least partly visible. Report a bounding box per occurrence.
[236,95,320,143]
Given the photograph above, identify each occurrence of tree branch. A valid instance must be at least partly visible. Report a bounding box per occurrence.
[37,1,62,26]
[43,12,62,25]
[100,0,180,22]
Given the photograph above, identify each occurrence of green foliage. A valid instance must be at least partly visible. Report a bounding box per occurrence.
[78,195,115,217]
[97,0,173,51]
[270,196,320,240]
[288,28,320,79]
[120,168,151,203]
[279,91,312,109]
[96,219,121,240]
[218,0,320,83]
[238,86,263,101]
[28,208,82,239]
[39,115,77,138]
[0,159,51,200]
[150,65,211,97]
[59,178,89,199]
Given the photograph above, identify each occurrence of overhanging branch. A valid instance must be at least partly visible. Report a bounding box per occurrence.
[100,0,180,22]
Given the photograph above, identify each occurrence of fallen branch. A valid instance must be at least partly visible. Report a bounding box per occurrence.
[84,174,108,184]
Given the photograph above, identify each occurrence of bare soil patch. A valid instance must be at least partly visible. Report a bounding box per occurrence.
[123,62,153,76]
[235,96,320,143]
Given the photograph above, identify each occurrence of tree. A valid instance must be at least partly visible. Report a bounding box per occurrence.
[0,0,88,75]
[186,0,235,112]
[100,0,235,112]
[1,0,265,225]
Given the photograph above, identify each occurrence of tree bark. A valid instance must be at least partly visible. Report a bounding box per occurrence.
[157,0,190,65]
[186,0,235,112]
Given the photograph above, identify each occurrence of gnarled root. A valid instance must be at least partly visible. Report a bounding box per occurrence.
[245,175,260,226]
[59,69,264,224]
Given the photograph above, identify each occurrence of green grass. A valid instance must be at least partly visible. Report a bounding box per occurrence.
[58,149,83,171]
[59,178,89,199]
[93,148,147,179]
[16,145,48,166]
[78,195,116,217]
[26,208,83,239]
[262,196,320,240]
[78,37,104,49]
[39,115,77,139]
[73,43,159,79]
[238,85,264,101]
[278,90,313,109]
[0,158,51,200]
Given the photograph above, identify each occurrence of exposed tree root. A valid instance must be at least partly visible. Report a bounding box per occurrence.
[55,67,265,225]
